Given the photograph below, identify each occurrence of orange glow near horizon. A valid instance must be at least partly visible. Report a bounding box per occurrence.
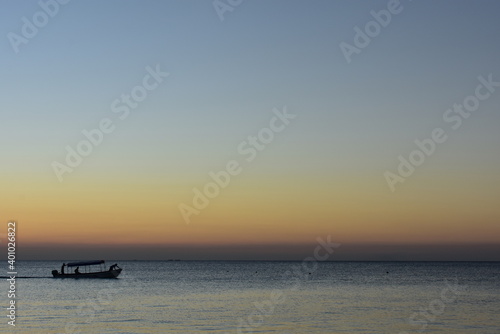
[4,170,500,250]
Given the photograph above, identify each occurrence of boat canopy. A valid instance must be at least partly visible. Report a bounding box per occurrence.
[67,260,105,267]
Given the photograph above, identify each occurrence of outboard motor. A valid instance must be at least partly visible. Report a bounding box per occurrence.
[52,270,59,277]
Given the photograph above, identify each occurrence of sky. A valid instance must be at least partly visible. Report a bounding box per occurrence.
[1,0,499,260]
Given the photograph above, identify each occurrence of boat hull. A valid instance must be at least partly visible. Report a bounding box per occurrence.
[52,268,122,278]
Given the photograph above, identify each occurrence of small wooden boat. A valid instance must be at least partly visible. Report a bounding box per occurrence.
[52,260,122,278]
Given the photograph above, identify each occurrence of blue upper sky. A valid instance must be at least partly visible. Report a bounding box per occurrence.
[1,0,500,188]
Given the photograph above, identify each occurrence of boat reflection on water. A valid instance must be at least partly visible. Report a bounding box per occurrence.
[52,260,122,278]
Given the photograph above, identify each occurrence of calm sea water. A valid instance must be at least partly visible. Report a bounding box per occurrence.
[1,261,499,333]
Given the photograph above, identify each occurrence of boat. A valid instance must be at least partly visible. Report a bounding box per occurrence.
[52,260,122,278]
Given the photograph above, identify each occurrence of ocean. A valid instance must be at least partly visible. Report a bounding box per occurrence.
[1,261,499,333]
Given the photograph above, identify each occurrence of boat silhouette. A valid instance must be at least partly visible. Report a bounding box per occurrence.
[52,260,122,278]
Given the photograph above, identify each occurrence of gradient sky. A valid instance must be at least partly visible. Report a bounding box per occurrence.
[1,0,499,260]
